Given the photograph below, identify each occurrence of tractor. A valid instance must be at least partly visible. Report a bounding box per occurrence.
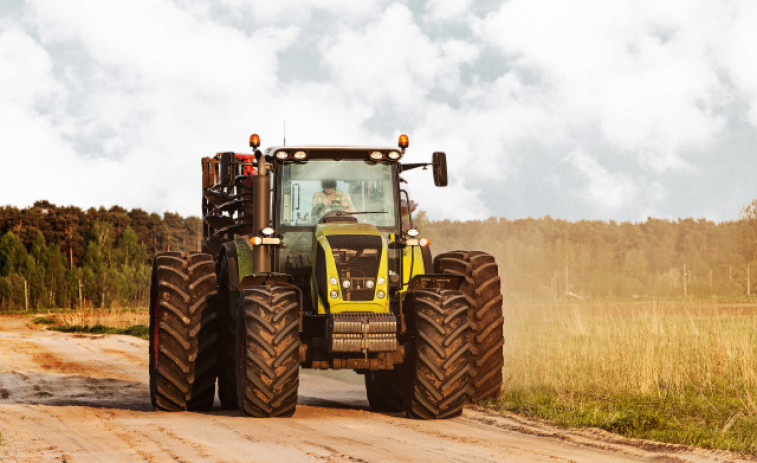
[148,134,504,419]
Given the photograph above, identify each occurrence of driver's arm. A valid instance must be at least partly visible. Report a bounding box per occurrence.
[312,191,327,217]
[340,192,356,212]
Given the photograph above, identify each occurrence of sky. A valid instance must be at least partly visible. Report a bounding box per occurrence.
[1,0,756,223]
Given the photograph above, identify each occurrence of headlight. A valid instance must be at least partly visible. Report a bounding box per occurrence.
[250,236,262,245]
[293,151,308,161]
[330,290,338,299]
[369,151,383,161]
[275,151,289,160]
[377,277,385,286]
[366,280,375,289]
[387,151,401,160]
[376,290,385,299]
[342,280,351,289]
[407,228,420,238]
[261,227,274,236]
[329,277,338,286]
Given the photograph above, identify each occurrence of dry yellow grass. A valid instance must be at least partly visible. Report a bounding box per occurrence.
[47,308,148,329]
[497,299,757,452]
[504,300,757,398]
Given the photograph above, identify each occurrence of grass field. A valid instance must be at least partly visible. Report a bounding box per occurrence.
[491,299,757,454]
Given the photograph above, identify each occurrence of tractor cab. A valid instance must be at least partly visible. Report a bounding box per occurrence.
[271,147,405,313]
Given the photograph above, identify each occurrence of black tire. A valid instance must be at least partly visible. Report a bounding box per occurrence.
[365,369,407,413]
[405,289,470,419]
[215,245,238,409]
[149,251,218,411]
[236,285,300,417]
[435,251,504,403]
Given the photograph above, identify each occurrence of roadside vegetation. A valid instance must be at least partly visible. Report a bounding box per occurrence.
[490,300,757,454]
[31,308,149,340]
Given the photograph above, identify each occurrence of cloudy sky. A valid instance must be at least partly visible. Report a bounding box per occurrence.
[1,0,756,222]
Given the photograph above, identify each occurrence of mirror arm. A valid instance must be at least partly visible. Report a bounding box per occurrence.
[399,162,431,172]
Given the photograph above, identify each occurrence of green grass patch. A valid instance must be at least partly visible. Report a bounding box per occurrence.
[31,316,57,325]
[486,387,757,454]
[49,323,149,340]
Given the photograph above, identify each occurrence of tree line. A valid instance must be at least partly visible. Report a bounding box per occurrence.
[0,201,201,310]
[418,200,757,300]
[2,200,756,310]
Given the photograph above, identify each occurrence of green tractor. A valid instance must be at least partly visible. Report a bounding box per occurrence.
[148,134,504,419]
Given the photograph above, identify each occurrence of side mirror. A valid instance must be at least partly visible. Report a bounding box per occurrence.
[432,152,448,187]
[219,152,235,187]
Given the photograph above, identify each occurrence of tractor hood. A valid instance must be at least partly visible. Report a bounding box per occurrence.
[311,222,390,314]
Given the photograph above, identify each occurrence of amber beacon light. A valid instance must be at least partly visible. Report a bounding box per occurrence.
[398,134,409,149]
[249,133,260,149]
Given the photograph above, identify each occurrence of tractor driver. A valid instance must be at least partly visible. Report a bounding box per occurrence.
[312,179,355,219]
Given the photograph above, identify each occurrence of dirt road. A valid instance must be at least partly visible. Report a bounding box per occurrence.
[0,315,751,463]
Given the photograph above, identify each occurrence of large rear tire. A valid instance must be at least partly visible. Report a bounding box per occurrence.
[405,289,470,419]
[149,251,218,411]
[435,250,504,402]
[236,285,300,417]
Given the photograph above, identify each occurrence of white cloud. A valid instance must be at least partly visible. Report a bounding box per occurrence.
[477,0,730,173]
[0,28,61,115]
[565,150,638,210]
[320,3,478,110]
[425,0,472,22]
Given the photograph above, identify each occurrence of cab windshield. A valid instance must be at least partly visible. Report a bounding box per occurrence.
[278,160,397,228]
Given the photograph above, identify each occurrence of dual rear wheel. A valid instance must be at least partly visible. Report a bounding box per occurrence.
[365,250,505,415]
[149,251,301,417]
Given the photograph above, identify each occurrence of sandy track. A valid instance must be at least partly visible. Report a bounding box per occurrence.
[0,315,752,463]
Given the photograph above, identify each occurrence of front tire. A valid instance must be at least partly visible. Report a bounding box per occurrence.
[149,251,218,411]
[236,285,300,417]
[405,289,470,419]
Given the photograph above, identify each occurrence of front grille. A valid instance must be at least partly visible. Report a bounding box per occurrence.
[326,234,382,301]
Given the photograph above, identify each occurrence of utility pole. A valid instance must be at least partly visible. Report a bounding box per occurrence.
[748,264,752,296]
[23,277,28,311]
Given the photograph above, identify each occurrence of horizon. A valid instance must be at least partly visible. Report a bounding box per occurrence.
[2,199,754,226]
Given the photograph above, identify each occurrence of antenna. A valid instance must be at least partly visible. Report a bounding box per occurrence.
[283,120,286,147]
